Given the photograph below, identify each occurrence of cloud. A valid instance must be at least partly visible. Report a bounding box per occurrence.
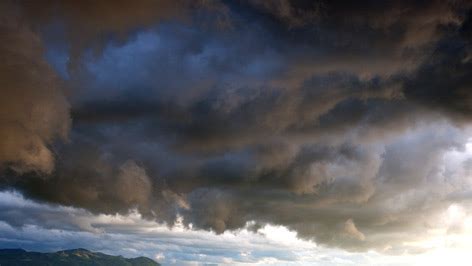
[1,190,472,265]
[0,1,70,174]
[404,9,472,122]
[20,0,229,69]
[1,0,472,257]
[0,191,348,265]
[342,219,365,241]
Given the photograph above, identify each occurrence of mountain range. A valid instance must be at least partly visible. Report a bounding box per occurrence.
[0,248,160,266]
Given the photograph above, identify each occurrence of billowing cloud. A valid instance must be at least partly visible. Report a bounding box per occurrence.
[0,1,70,174]
[1,0,472,261]
[21,0,229,69]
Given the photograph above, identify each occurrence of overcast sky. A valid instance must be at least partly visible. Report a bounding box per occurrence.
[1,0,472,265]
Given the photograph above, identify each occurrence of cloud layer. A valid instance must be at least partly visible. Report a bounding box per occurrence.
[1,0,472,257]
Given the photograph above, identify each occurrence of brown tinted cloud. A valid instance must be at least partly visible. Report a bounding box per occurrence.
[1,0,472,253]
[0,1,69,174]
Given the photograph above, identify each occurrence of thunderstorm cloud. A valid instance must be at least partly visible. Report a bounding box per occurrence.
[1,0,472,264]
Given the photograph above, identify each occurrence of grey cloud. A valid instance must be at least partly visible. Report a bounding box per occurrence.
[0,191,376,265]
[2,0,472,255]
[20,0,228,70]
[404,10,472,122]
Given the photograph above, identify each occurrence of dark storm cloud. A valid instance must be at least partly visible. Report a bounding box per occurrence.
[20,0,229,70]
[1,0,472,254]
[0,0,225,174]
[404,9,472,121]
[0,1,70,174]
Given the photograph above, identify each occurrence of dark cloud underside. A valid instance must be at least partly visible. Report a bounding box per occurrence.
[1,0,472,253]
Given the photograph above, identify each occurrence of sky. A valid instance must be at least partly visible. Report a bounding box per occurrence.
[1,0,472,265]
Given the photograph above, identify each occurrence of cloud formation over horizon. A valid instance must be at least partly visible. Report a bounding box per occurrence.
[1,0,472,261]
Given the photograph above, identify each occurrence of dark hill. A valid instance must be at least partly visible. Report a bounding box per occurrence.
[0,248,159,266]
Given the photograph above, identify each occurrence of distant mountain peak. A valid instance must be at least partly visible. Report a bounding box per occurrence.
[58,248,95,255]
[65,248,91,252]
